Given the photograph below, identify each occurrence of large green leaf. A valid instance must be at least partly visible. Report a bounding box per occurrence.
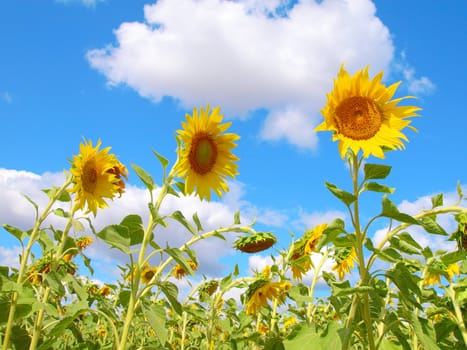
[381,196,419,225]
[131,163,155,191]
[364,163,392,180]
[420,216,447,235]
[142,302,168,346]
[2,224,26,243]
[120,214,144,246]
[96,224,130,253]
[158,281,182,315]
[325,182,356,206]
[170,210,196,235]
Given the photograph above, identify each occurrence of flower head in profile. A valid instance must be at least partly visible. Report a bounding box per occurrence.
[332,247,357,280]
[304,223,327,254]
[245,280,291,315]
[69,139,128,216]
[173,260,198,280]
[446,263,460,281]
[175,105,239,200]
[76,236,93,250]
[315,65,420,159]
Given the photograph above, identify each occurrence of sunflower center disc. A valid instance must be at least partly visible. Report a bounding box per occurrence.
[82,161,98,193]
[334,96,382,140]
[190,134,217,174]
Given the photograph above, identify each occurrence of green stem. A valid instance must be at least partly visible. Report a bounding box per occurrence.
[344,153,375,350]
[447,284,467,345]
[2,177,72,350]
[29,202,79,350]
[306,250,329,324]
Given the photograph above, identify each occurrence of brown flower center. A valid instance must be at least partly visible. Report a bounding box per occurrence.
[82,161,98,193]
[189,133,218,174]
[334,96,382,140]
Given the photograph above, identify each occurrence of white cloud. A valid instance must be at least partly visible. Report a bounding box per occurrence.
[296,209,347,230]
[0,246,21,269]
[87,0,394,149]
[0,91,13,104]
[392,51,435,95]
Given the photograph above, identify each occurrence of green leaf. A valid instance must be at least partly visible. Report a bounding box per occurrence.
[142,303,168,345]
[45,271,66,296]
[49,316,75,338]
[158,281,182,315]
[431,193,443,208]
[364,163,392,180]
[407,313,440,350]
[233,264,240,277]
[22,194,39,214]
[192,212,203,232]
[120,214,144,246]
[362,182,395,194]
[264,337,285,350]
[420,216,447,235]
[152,149,169,169]
[440,250,467,265]
[385,262,422,308]
[96,225,131,253]
[10,326,31,350]
[164,247,194,276]
[42,186,71,202]
[389,235,421,255]
[220,274,233,292]
[325,182,356,206]
[234,210,241,225]
[170,211,196,235]
[174,181,186,195]
[318,218,346,249]
[131,163,155,191]
[379,338,404,350]
[381,196,419,225]
[399,232,423,250]
[53,208,69,218]
[2,224,26,242]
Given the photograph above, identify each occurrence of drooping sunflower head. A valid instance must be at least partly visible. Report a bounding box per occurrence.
[245,280,291,315]
[69,139,128,216]
[315,65,421,159]
[173,260,198,280]
[175,105,240,201]
[234,232,277,253]
[304,223,327,254]
[332,247,357,280]
[76,236,93,250]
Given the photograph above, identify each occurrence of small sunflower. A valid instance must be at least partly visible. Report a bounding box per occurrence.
[175,105,240,200]
[98,285,112,296]
[304,223,327,254]
[173,260,198,280]
[290,253,312,281]
[69,139,128,216]
[245,280,291,315]
[446,263,460,281]
[234,232,277,253]
[141,265,158,284]
[315,65,420,159]
[76,236,93,250]
[332,247,357,280]
[199,280,219,297]
[423,272,441,287]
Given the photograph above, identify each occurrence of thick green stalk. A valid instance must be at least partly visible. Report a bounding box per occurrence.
[306,250,328,324]
[447,284,467,345]
[29,201,79,350]
[2,177,72,350]
[343,154,375,350]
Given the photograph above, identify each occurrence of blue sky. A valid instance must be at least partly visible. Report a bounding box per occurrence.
[1,0,466,290]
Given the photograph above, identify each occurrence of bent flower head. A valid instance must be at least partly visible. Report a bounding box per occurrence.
[69,139,128,216]
[315,65,420,159]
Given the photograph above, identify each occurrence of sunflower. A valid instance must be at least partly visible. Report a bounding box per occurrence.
[69,139,128,216]
[245,280,291,315]
[304,223,327,254]
[315,65,420,159]
[234,232,277,253]
[332,247,357,280]
[175,105,240,200]
[173,260,198,280]
[76,236,93,250]
[98,285,112,296]
[446,263,460,281]
[423,272,441,287]
[141,265,158,284]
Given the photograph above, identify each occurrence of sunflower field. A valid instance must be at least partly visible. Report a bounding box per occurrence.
[1,66,466,350]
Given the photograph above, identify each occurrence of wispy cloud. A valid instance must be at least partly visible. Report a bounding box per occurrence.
[55,0,104,7]
[392,51,436,95]
[87,0,394,150]
[0,91,13,104]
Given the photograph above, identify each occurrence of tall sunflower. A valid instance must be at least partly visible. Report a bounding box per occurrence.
[175,105,239,200]
[315,65,420,159]
[69,139,128,216]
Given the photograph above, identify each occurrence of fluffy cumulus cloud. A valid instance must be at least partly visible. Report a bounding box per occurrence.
[87,0,394,149]
[392,51,435,95]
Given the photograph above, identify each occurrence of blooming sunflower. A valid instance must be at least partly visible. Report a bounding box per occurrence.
[304,223,327,254]
[446,263,460,281]
[332,247,357,280]
[245,280,291,315]
[69,139,128,216]
[315,65,420,159]
[423,272,441,287]
[141,265,158,284]
[175,105,240,200]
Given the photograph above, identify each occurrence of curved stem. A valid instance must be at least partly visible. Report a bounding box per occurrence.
[306,250,329,324]
[2,176,72,350]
